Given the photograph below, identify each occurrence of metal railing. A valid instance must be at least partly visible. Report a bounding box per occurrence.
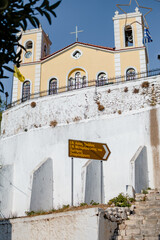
[7,68,160,109]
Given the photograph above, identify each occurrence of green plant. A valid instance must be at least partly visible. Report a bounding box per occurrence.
[62,204,70,209]
[0,95,6,125]
[128,197,135,203]
[80,203,87,207]
[90,200,99,205]
[0,0,61,78]
[25,211,35,216]
[108,193,132,207]
[142,189,148,194]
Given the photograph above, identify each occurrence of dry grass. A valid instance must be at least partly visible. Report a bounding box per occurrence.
[96,101,105,111]
[133,88,139,94]
[141,81,149,88]
[124,87,128,92]
[25,204,109,218]
[73,116,81,122]
[50,120,58,128]
[98,104,105,111]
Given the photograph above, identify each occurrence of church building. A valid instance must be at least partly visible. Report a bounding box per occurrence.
[12,7,147,103]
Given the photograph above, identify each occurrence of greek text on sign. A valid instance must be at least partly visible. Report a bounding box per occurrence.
[69,139,111,161]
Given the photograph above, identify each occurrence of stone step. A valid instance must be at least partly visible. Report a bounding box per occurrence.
[134,208,160,215]
[125,228,141,236]
[115,236,160,240]
[115,189,160,239]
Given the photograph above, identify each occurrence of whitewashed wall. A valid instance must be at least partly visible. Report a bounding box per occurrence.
[0,75,160,217]
[2,76,160,138]
[0,208,117,240]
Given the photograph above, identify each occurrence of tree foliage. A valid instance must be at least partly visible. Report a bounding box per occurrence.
[0,94,6,125]
[0,0,61,78]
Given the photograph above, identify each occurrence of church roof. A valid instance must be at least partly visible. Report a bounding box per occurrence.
[41,42,115,61]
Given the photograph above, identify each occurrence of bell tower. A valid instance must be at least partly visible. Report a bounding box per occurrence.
[113,7,148,77]
[12,27,52,103]
[21,25,52,63]
[113,7,144,50]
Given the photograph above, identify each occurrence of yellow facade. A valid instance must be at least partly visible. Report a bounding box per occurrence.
[12,8,148,102]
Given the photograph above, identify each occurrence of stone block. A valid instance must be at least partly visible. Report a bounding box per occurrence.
[125,220,142,226]
[126,224,140,230]
[145,237,158,240]
[123,236,142,240]
[143,219,158,225]
[125,228,141,236]
[155,195,160,200]
[118,229,126,236]
[141,228,156,236]
[119,223,126,230]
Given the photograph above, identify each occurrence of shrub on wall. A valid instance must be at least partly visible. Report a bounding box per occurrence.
[50,120,58,128]
[96,101,105,111]
[108,193,134,207]
[31,102,36,108]
[124,87,128,92]
[73,116,81,122]
[133,88,139,94]
[141,81,149,88]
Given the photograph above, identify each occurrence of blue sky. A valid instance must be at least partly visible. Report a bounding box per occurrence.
[1,0,160,102]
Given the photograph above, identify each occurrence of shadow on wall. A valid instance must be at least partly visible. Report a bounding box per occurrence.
[130,146,149,193]
[0,220,12,240]
[0,164,13,218]
[84,160,104,204]
[30,158,53,212]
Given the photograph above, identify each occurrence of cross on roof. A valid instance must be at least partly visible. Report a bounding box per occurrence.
[70,26,84,42]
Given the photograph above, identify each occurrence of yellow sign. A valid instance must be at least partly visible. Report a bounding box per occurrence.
[69,139,111,161]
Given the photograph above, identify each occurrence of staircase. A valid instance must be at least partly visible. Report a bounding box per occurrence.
[113,189,160,240]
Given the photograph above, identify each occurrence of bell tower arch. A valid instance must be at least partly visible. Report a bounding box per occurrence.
[113,7,144,50]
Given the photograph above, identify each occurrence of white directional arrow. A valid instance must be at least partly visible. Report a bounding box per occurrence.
[103,145,109,160]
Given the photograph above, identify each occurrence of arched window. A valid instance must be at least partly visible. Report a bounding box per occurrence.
[49,78,57,95]
[22,81,30,102]
[44,45,47,56]
[82,76,87,88]
[68,77,75,90]
[68,72,87,90]
[97,72,107,86]
[75,72,81,89]
[124,25,133,47]
[126,68,136,81]
[25,41,33,49]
